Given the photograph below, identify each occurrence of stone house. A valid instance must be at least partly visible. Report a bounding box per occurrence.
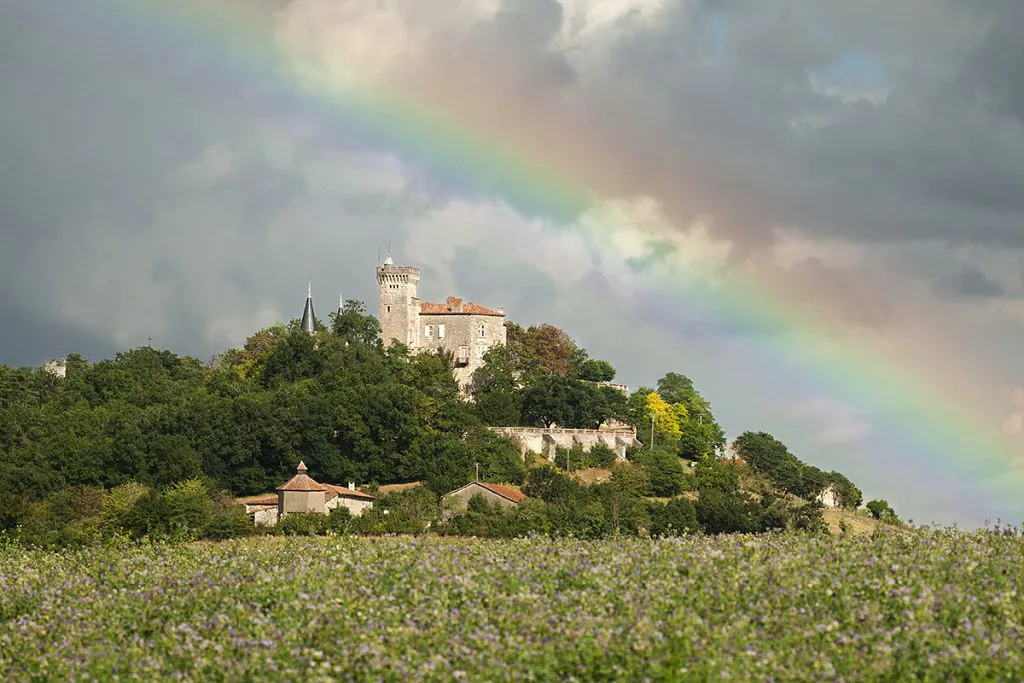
[377,255,506,391]
[816,485,840,509]
[441,481,527,520]
[243,462,375,526]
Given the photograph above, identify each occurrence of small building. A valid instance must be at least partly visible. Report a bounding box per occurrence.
[244,462,375,526]
[244,497,280,526]
[324,482,376,517]
[278,461,327,515]
[441,481,527,520]
[816,485,839,508]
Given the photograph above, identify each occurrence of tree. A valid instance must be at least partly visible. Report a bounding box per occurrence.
[733,432,803,495]
[633,446,685,497]
[650,497,698,536]
[827,472,863,509]
[507,323,578,378]
[330,299,382,347]
[642,392,687,442]
[520,374,626,429]
[866,499,899,523]
[470,346,523,426]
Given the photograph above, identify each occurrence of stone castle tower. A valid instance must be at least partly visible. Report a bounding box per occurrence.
[376,254,507,391]
[376,253,422,349]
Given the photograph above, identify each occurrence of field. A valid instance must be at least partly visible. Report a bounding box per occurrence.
[2,530,1023,681]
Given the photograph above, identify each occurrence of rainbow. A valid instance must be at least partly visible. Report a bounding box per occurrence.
[93,1,1021,520]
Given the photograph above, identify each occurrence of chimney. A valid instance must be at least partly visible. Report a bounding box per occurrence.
[447,296,462,312]
[348,482,355,491]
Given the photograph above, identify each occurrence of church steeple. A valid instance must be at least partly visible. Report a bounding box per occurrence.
[300,281,316,334]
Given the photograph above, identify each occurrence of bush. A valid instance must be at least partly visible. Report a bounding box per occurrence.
[102,481,150,531]
[325,506,352,534]
[162,479,213,539]
[866,499,899,523]
[277,513,327,536]
[203,509,254,540]
[650,497,698,537]
[633,447,685,497]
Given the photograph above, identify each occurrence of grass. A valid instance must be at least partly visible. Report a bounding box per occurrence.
[2,529,1022,680]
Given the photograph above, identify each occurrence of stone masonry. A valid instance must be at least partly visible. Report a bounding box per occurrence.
[377,257,506,390]
[490,426,640,462]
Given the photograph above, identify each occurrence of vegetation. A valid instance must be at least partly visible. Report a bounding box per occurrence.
[0,300,878,546]
[2,530,1022,680]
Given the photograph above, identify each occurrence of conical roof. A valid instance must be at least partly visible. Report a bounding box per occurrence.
[277,460,327,492]
[300,282,316,334]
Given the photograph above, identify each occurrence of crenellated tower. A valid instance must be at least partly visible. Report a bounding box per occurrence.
[376,253,420,349]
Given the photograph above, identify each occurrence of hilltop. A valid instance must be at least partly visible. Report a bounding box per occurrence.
[0,302,899,544]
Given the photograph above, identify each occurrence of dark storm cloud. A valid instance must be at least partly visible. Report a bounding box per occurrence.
[1,0,1022,370]
[573,0,1024,250]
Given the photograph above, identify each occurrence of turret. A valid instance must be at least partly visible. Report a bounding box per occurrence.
[376,253,420,349]
[300,282,317,334]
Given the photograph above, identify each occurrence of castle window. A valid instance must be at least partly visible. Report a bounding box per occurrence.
[386,305,391,313]
[425,324,433,338]
[476,345,486,359]
[438,324,445,339]
[477,323,486,338]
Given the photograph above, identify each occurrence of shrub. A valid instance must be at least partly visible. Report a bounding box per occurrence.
[650,497,698,537]
[203,509,255,540]
[277,513,327,536]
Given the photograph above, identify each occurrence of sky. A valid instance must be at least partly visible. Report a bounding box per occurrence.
[2,0,1023,527]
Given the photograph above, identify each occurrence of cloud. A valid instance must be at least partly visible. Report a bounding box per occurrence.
[3,0,1024,526]
[936,264,1006,298]
[789,396,876,445]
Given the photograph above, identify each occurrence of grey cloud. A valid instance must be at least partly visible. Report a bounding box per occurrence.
[937,264,1006,298]
[3,0,1024,525]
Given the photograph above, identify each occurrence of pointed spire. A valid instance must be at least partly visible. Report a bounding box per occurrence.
[297,460,307,473]
[300,282,316,334]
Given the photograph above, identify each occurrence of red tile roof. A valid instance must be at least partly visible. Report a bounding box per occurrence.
[477,482,527,503]
[322,483,376,500]
[246,496,277,506]
[277,473,327,492]
[419,296,504,316]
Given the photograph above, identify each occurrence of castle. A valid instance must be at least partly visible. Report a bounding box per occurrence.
[376,255,507,391]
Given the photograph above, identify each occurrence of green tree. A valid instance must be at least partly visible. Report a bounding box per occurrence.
[470,346,523,426]
[330,299,382,347]
[866,499,899,522]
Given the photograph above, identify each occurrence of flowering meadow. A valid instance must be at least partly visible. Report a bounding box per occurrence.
[1,530,1022,681]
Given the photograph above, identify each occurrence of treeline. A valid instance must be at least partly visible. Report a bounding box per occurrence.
[0,299,889,545]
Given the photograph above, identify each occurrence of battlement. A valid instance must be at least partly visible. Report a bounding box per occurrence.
[376,265,421,284]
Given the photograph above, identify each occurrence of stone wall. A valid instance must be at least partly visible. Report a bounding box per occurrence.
[326,496,374,517]
[490,426,640,462]
[280,490,326,516]
[417,313,507,390]
[377,264,421,349]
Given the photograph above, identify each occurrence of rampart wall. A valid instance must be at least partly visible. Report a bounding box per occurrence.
[489,426,640,462]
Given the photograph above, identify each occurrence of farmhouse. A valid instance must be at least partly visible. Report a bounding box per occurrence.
[243,461,375,526]
[441,481,527,520]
